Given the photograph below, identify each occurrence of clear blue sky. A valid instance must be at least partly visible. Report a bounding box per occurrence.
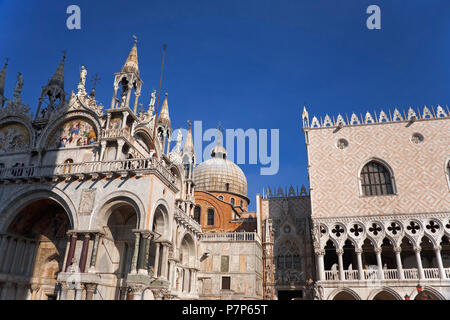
[1,0,450,210]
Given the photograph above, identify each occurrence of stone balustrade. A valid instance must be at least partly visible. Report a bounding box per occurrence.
[323,267,449,282]
[0,158,176,185]
[201,232,261,243]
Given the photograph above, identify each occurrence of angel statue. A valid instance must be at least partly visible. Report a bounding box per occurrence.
[13,72,24,102]
[79,65,87,88]
[148,89,156,115]
[175,128,182,152]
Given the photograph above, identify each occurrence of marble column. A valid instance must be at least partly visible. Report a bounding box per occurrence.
[89,233,101,272]
[111,86,118,109]
[138,236,150,275]
[336,249,345,280]
[154,243,161,278]
[355,248,364,280]
[414,247,425,280]
[130,233,141,275]
[375,247,384,280]
[168,260,175,285]
[393,247,404,280]
[116,140,125,160]
[74,288,82,300]
[85,283,96,300]
[65,234,78,272]
[434,245,446,279]
[0,235,8,270]
[79,234,91,273]
[315,249,325,281]
[160,243,169,279]
[59,283,68,301]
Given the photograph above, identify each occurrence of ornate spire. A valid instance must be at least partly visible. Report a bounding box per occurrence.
[183,120,194,155]
[158,92,170,125]
[121,37,139,76]
[0,58,8,106]
[48,53,66,89]
[34,52,67,120]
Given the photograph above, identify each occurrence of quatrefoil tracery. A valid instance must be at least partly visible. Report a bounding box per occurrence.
[350,224,363,237]
[331,225,345,237]
[387,222,401,235]
[368,223,382,236]
[426,220,440,234]
[406,221,420,234]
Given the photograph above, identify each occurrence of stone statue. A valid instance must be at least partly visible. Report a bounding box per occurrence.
[313,282,324,300]
[149,89,156,114]
[79,65,87,88]
[175,129,182,152]
[13,72,24,102]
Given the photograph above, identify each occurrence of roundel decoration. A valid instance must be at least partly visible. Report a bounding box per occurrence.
[0,123,30,153]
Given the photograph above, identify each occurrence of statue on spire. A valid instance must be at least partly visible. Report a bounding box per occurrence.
[78,65,87,93]
[175,128,183,152]
[148,89,156,115]
[13,72,24,103]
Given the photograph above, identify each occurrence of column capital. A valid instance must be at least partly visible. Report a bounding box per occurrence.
[314,249,325,256]
[374,247,382,254]
[336,249,344,255]
[393,246,402,253]
[84,283,97,292]
[413,246,422,253]
[433,245,442,251]
[354,248,363,254]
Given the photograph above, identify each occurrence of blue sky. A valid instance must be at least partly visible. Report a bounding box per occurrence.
[1,0,450,210]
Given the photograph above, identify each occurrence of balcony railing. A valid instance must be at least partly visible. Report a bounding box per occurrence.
[201,232,261,243]
[174,208,202,234]
[101,129,148,157]
[0,158,176,185]
[323,268,450,281]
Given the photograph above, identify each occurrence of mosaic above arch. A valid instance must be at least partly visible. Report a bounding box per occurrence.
[48,119,97,149]
[0,122,30,153]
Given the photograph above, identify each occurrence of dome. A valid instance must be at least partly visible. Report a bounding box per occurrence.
[194,145,247,198]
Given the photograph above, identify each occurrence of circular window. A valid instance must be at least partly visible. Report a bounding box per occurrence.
[336,138,348,150]
[410,133,424,144]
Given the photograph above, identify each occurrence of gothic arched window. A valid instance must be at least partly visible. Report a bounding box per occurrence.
[230,198,235,206]
[360,160,394,196]
[276,241,301,270]
[194,206,201,224]
[207,209,215,226]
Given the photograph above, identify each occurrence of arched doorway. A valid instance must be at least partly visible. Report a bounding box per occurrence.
[149,204,169,279]
[324,240,338,280]
[0,199,71,300]
[99,202,138,300]
[332,290,358,300]
[180,234,195,294]
[372,290,399,300]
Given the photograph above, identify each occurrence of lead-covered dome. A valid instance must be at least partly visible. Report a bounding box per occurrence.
[194,145,247,198]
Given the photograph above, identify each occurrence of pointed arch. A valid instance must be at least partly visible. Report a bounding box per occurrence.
[358,158,396,196]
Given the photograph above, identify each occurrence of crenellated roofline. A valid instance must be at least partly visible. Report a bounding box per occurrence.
[302,105,450,129]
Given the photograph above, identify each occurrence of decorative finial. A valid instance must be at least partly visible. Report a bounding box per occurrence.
[62,50,67,60]
[91,74,101,89]
[217,122,224,146]
[4,57,9,67]
[133,35,138,44]
[187,120,192,129]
